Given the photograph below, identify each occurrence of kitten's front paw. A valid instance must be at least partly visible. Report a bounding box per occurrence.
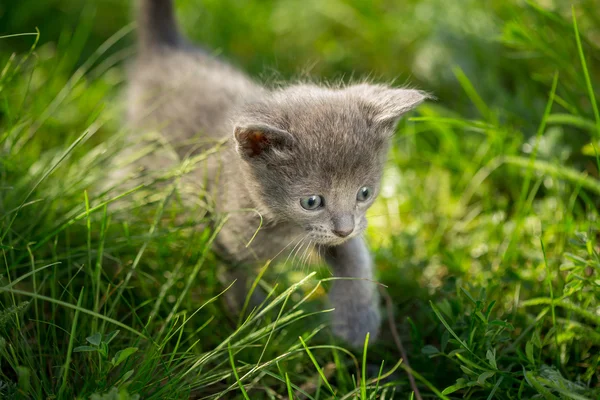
[332,302,381,348]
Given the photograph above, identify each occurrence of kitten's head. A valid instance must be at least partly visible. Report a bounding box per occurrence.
[233,83,429,245]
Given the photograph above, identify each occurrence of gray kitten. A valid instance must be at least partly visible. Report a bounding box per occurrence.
[127,0,428,347]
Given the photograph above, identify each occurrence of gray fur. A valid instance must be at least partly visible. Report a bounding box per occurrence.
[136,0,181,50]
[128,0,429,347]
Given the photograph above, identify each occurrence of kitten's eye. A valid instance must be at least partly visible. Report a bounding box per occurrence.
[300,195,324,210]
[357,186,372,202]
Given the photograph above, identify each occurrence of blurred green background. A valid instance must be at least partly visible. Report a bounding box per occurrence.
[2,0,597,133]
[1,0,599,398]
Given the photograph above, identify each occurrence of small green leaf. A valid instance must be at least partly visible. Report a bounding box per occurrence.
[486,349,497,370]
[99,342,109,358]
[120,369,135,383]
[460,365,477,376]
[103,330,120,344]
[73,345,97,353]
[526,341,535,365]
[441,331,449,352]
[524,370,560,400]
[489,320,514,330]
[456,353,488,372]
[448,348,465,357]
[430,301,472,354]
[460,287,477,305]
[442,378,468,395]
[559,263,576,271]
[582,141,600,156]
[421,345,440,356]
[441,385,464,395]
[532,330,542,348]
[89,387,141,400]
[484,300,496,318]
[543,327,557,346]
[17,366,31,394]
[111,347,138,367]
[86,332,102,346]
[563,253,589,264]
[475,311,487,323]
[477,371,495,385]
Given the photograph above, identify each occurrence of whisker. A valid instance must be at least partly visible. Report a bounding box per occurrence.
[272,234,308,283]
[307,242,317,271]
[286,233,308,268]
[316,243,323,261]
[286,234,308,269]
[273,233,304,260]
[300,240,313,273]
[293,238,310,270]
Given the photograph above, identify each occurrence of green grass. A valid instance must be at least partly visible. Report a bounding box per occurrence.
[1,0,599,398]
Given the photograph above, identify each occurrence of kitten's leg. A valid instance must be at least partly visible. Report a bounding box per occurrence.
[323,237,381,347]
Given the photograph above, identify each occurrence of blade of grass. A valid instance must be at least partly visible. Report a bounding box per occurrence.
[158,215,229,339]
[486,376,504,400]
[105,182,177,333]
[228,342,251,400]
[399,363,451,400]
[285,373,294,400]
[298,336,335,396]
[452,67,493,122]
[92,204,108,332]
[1,123,101,243]
[515,71,559,215]
[2,288,147,338]
[17,23,134,150]
[361,333,369,400]
[521,298,600,325]
[84,190,94,326]
[26,246,42,371]
[540,236,560,368]
[430,301,472,354]
[502,156,600,195]
[57,288,83,398]
[0,32,40,39]
[572,6,600,172]
[338,358,404,400]
[373,360,384,397]
[239,260,271,327]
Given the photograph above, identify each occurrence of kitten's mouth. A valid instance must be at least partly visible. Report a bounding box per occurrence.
[306,228,362,246]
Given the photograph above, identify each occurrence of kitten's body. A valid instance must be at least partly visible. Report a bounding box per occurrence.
[128,50,305,265]
[127,0,428,346]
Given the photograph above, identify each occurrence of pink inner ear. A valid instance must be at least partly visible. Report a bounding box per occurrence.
[239,129,271,158]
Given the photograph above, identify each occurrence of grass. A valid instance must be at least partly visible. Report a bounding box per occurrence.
[1,0,599,398]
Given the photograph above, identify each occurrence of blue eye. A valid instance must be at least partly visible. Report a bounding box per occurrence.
[357,186,372,202]
[300,195,324,210]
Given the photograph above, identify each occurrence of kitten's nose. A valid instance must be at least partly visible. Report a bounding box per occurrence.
[332,214,355,238]
[332,227,353,238]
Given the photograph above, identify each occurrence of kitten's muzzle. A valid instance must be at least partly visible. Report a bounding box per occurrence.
[332,228,353,238]
[332,215,355,238]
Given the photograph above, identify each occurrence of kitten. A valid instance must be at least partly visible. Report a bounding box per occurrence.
[127,0,429,347]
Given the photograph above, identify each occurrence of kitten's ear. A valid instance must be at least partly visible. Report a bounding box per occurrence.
[352,84,432,130]
[234,124,294,160]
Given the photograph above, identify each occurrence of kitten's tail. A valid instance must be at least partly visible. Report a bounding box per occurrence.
[137,0,181,52]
